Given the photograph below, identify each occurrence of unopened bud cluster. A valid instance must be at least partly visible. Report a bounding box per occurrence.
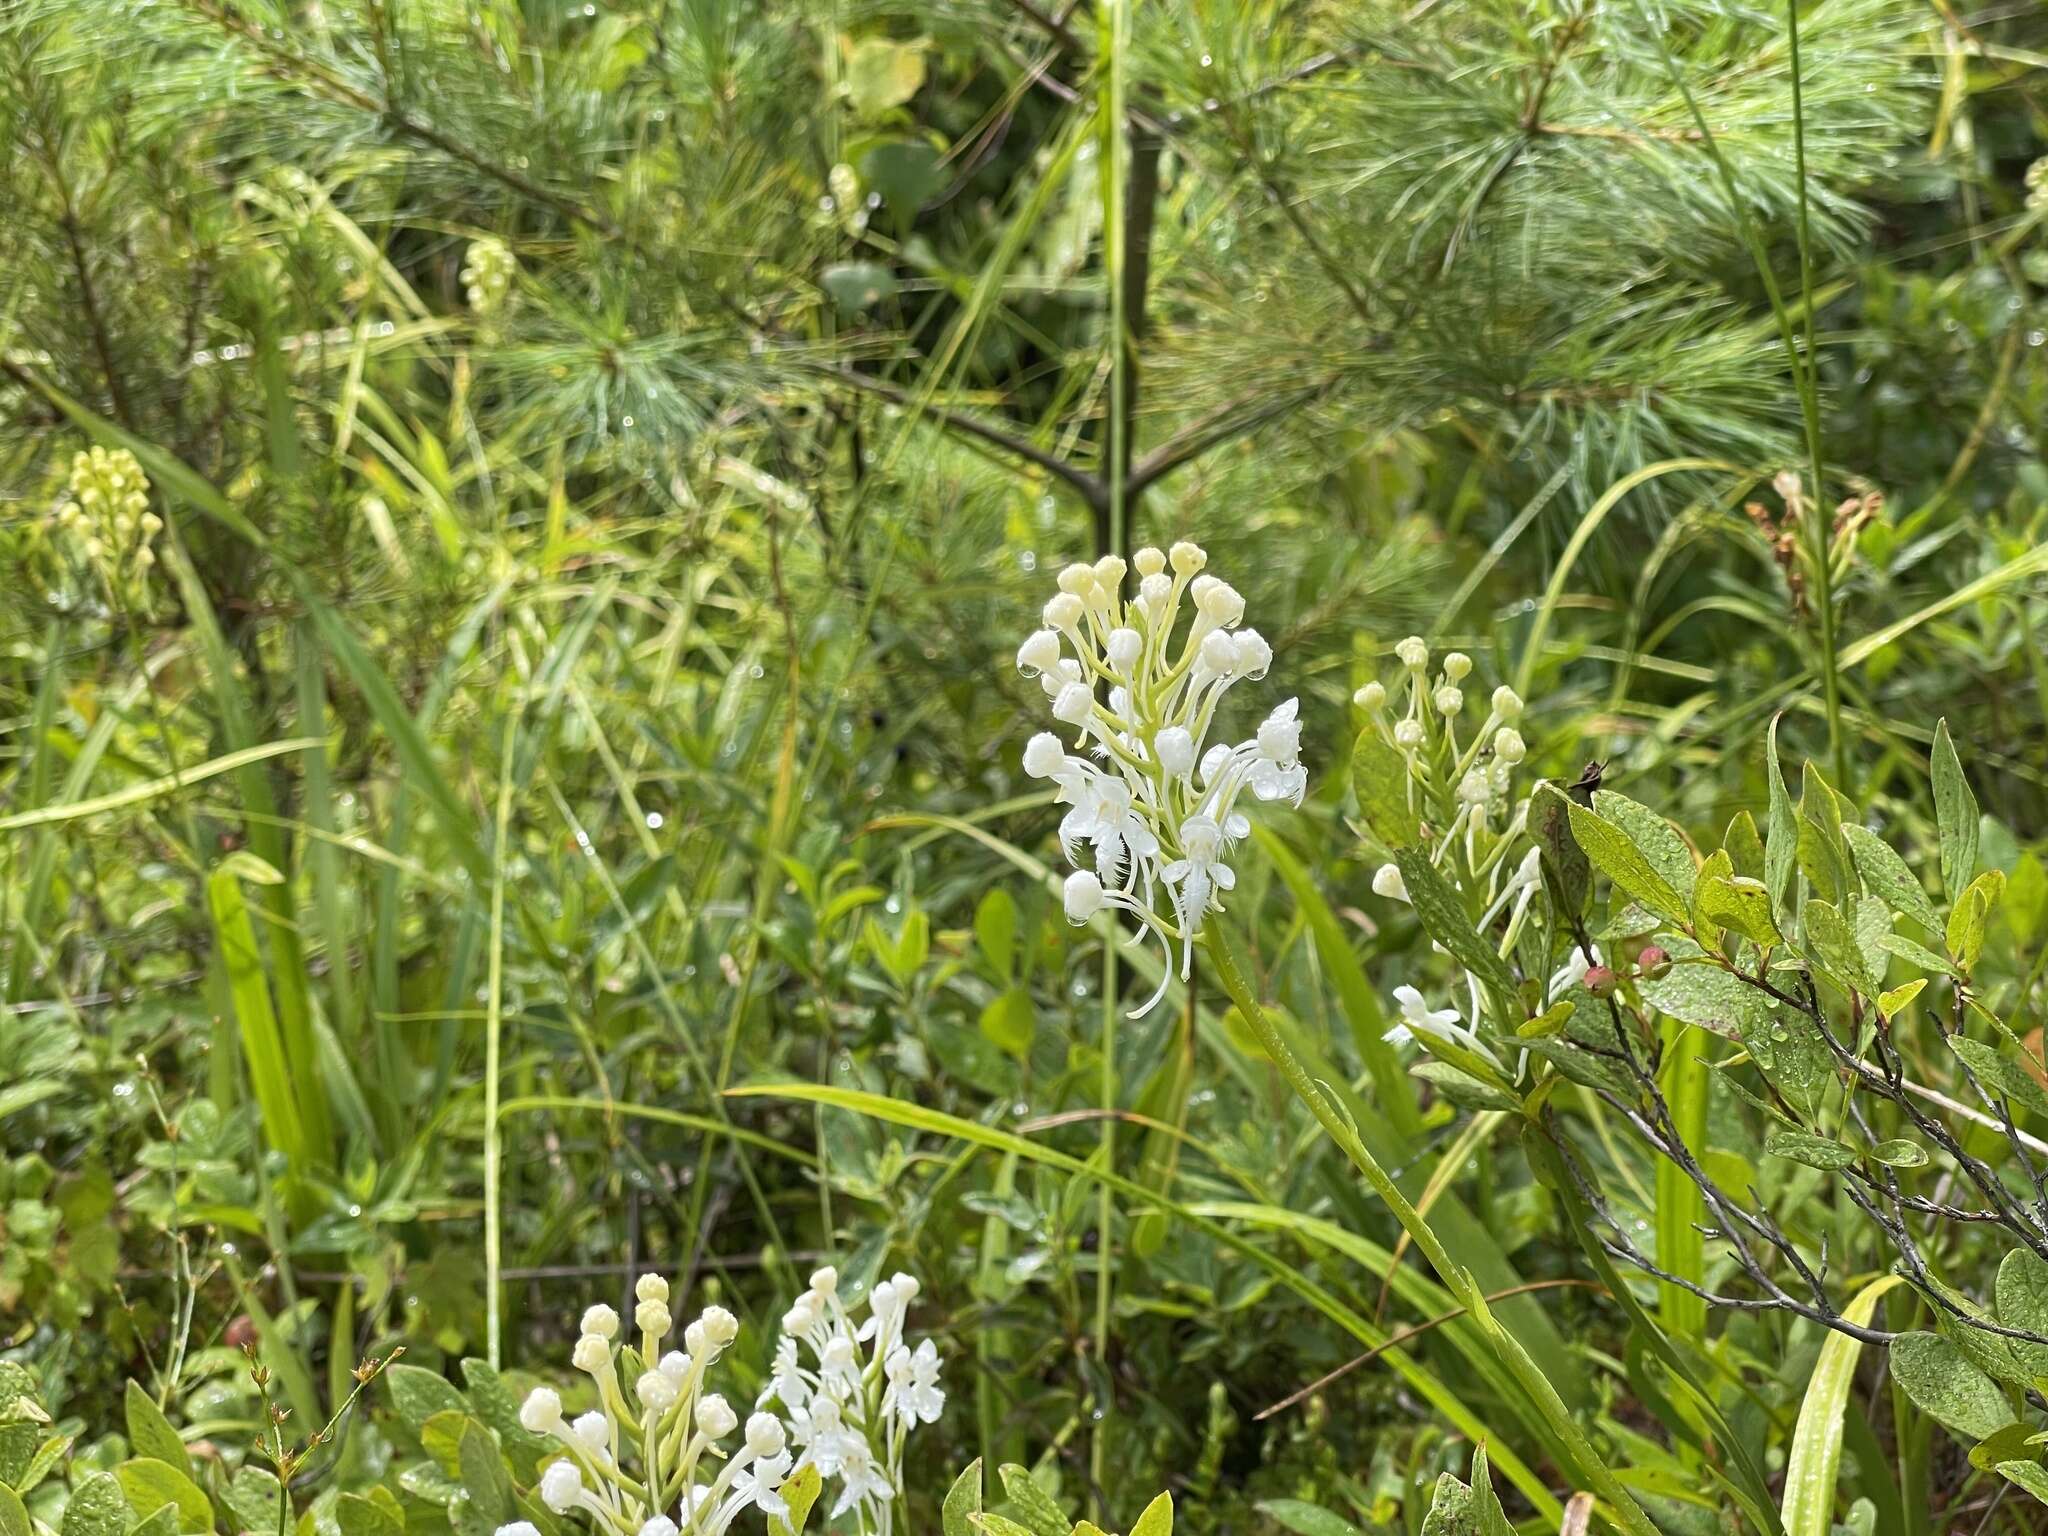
[49,447,162,613]
[1017,541,1307,1013]
[1356,639,1545,1046]
[1357,637,1529,906]
[1356,637,1524,810]
[463,237,518,314]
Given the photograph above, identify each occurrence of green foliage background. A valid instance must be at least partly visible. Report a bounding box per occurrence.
[4,0,2048,1533]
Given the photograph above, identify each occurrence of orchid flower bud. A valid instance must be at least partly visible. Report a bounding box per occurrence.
[1023,732,1067,778]
[1154,726,1196,778]
[1133,546,1166,576]
[1199,629,1238,676]
[1052,681,1094,725]
[519,1387,563,1435]
[1198,581,1245,628]
[569,1410,608,1453]
[1371,864,1408,901]
[1169,540,1206,574]
[1043,592,1085,632]
[1491,685,1523,720]
[1233,629,1272,679]
[539,1461,584,1513]
[1105,627,1143,673]
[1354,681,1386,711]
[1442,652,1472,682]
[571,1334,610,1372]
[1017,629,1062,675]
[1257,705,1301,762]
[639,1520,679,1536]
[1396,636,1428,670]
[695,1393,738,1438]
[699,1306,739,1346]
[1056,562,1096,595]
[1064,870,1105,923]
[1434,686,1463,716]
[1494,727,1525,764]
[581,1304,620,1339]
[746,1413,788,1457]
[810,1265,839,1295]
[634,1274,669,1304]
[635,1370,678,1412]
[1394,719,1424,749]
[1092,555,1127,592]
[635,1299,671,1337]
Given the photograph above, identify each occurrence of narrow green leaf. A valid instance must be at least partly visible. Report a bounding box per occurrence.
[1931,719,1978,901]
[1591,789,1696,909]
[123,1383,189,1480]
[1259,828,1419,1137]
[1764,1127,1857,1170]
[1844,825,1940,935]
[1765,714,1798,922]
[1804,899,1876,998]
[1795,762,1853,905]
[1564,801,1687,927]
[997,1465,1070,1536]
[1878,978,1926,1018]
[208,864,314,1182]
[301,595,494,887]
[769,1463,823,1536]
[1128,1493,1172,1536]
[0,738,325,832]
[1782,1276,1904,1536]
[1948,1036,2048,1118]
[941,1460,982,1536]
[1393,848,1521,1025]
[1695,871,1779,949]
[1350,728,1420,850]
[114,1460,211,1534]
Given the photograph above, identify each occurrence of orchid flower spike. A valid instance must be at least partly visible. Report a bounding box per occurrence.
[1017,542,1308,1015]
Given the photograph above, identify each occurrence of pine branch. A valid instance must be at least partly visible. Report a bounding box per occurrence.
[179,0,622,239]
[821,366,1108,514]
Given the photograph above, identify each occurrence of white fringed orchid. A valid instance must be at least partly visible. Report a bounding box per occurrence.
[502,1277,791,1536]
[756,1268,943,1536]
[1019,542,1308,1013]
